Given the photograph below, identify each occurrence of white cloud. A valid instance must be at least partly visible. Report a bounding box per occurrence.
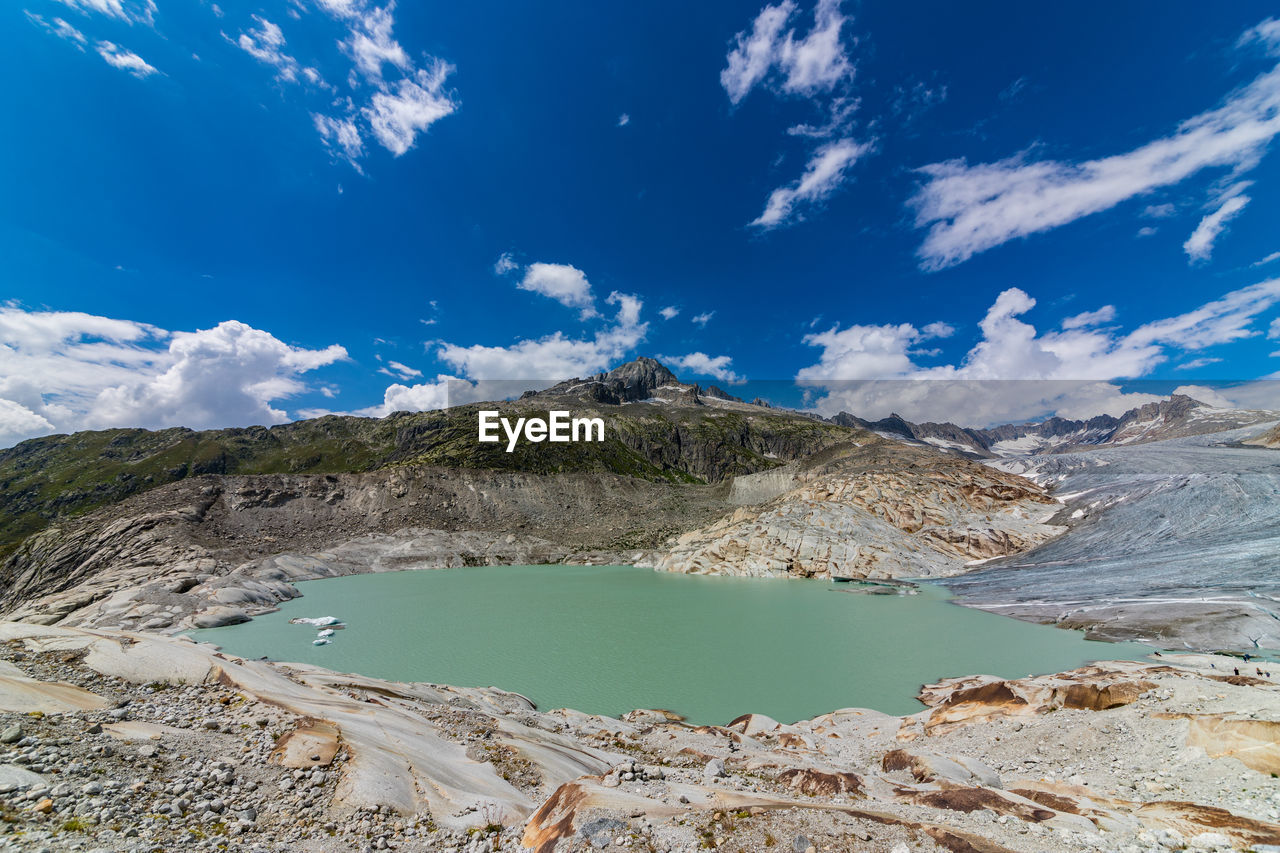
[1142,203,1176,219]
[344,4,410,80]
[235,16,301,82]
[1137,226,1158,237]
[313,114,365,167]
[25,13,88,49]
[1175,357,1223,371]
[493,252,519,275]
[721,0,852,105]
[52,0,156,26]
[617,113,630,127]
[659,306,680,320]
[1239,18,1280,55]
[724,1,869,229]
[1252,251,1280,267]
[1061,305,1117,329]
[436,292,647,380]
[691,311,715,328]
[1269,317,1280,339]
[910,32,1280,269]
[659,353,743,384]
[0,307,346,447]
[517,262,597,316]
[751,137,872,228]
[362,61,457,156]
[247,1,461,164]
[1184,192,1251,262]
[96,41,159,77]
[378,360,422,380]
[797,279,1280,425]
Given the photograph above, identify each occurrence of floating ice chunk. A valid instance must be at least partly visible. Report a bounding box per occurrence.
[317,628,335,638]
[312,637,331,646]
[290,616,342,627]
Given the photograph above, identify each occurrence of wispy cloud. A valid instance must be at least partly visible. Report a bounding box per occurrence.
[617,113,630,127]
[233,16,322,85]
[1184,187,1251,263]
[1253,251,1280,267]
[224,1,460,167]
[25,12,87,49]
[362,61,457,157]
[52,0,156,27]
[691,311,715,328]
[721,0,852,105]
[723,0,871,229]
[751,137,872,227]
[910,19,1280,270]
[95,41,159,77]
[659,306,680,320]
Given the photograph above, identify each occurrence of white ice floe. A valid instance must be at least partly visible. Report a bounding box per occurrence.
[290,616,342,627]
[312,638,331,646]
[317,628,335,638]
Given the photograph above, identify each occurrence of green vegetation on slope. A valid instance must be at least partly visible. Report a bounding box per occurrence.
[0,400,859,559]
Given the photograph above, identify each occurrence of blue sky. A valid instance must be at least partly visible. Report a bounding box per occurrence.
[4,1,1280,444]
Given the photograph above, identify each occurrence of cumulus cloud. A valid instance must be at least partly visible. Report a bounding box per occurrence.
[516,262,597,317]
[0,307,346,448]
[659,353,743,384]
[796,279,1280,425]
[751,137,872,228]
[95,41,159,77]
[1184,190,1251,262]
[910,27,1280,269]
[436,292,647,380]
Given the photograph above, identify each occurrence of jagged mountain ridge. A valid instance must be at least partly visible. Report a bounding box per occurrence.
[835,393,1279,459]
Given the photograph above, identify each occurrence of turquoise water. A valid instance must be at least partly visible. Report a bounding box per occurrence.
[192,565,1151,724]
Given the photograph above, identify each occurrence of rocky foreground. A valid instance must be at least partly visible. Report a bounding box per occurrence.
[1,622,1279,853]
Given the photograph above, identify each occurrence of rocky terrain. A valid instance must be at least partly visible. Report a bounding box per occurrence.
[2,358,1279,851]
[2,622,1280,852]
[643,443,1061,579]
[0,361,1075,633]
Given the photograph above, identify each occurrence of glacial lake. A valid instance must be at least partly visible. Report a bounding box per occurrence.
[191,564,1152,724]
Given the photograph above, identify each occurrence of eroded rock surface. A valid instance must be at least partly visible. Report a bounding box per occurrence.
[1,624,1276,852]
[646,444,1061,579]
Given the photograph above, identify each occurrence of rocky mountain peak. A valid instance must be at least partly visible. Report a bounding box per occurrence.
[599,357,681,401]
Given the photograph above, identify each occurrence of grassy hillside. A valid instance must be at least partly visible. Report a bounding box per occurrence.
[0,398,858,559]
